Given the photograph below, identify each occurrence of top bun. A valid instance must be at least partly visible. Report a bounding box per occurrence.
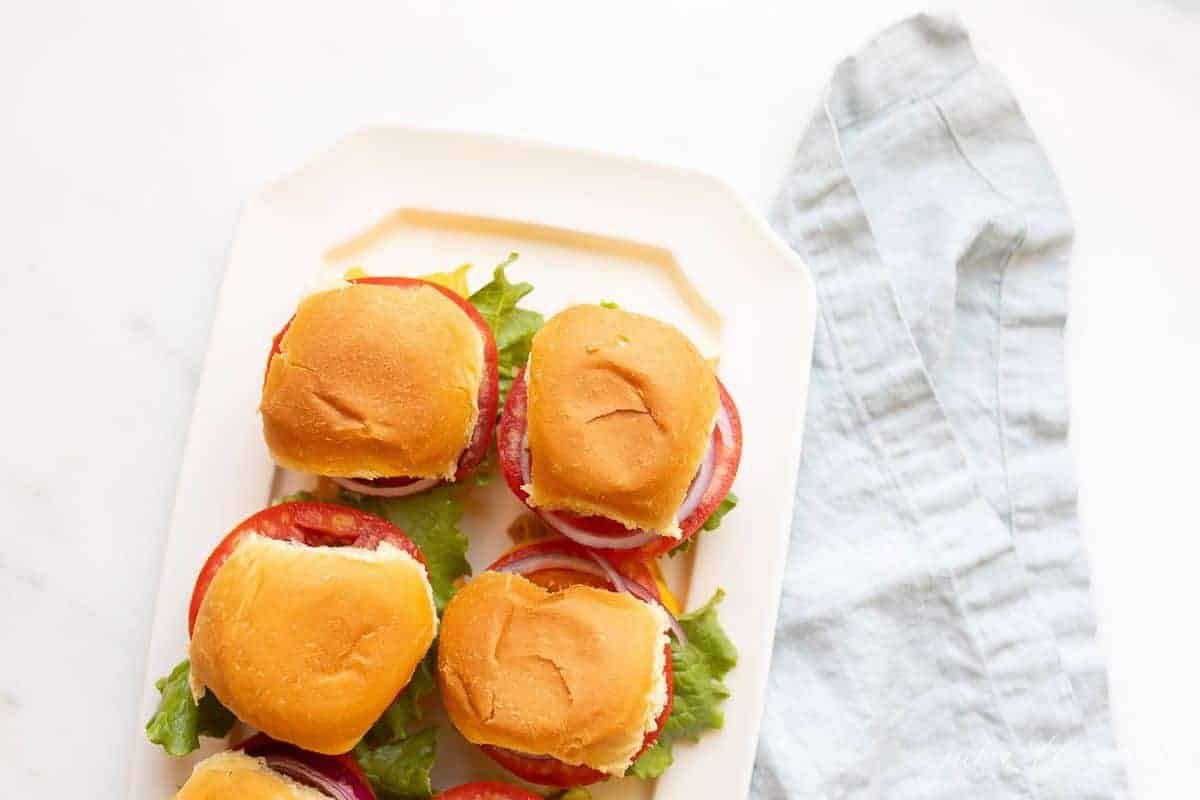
[174,751,328,800]
[437,571,668,775]
[261,282,483,479]
[189,535,437,755]
[525,305,718,534]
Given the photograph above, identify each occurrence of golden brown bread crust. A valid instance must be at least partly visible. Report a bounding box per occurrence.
[437,571,667,775]
[261,283,483,479]
[525,305,719,534]
[174,751,328,800]
[188,535,437,755]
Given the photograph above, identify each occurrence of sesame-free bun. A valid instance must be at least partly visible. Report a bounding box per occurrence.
[188,535,437,755]
[525,305,718,535]
[261,282,483,480]
[174,751,328,800]
[437,571,668,776]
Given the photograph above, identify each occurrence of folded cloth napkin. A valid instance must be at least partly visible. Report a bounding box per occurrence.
[751,15,1126,800]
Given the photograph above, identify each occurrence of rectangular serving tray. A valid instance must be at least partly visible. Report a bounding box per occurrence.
[127,127,816,799]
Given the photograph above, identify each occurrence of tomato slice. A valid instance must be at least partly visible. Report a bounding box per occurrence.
[187,502,426,636]
[435,782,541,800]
[497,367,742,560]
[264,276,499,483]
[487,538,660,600]
[477,539,674,787]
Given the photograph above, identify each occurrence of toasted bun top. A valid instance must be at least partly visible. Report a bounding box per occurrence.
[189,535,437,755]
[437,571,668,775]
[174,751,328,800]
[261,283,483,479]
[525,305,718,534]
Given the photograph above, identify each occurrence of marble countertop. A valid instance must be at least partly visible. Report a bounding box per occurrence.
[2,1,1197,797]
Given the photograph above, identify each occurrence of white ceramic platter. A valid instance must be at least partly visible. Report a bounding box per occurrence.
[127,127,816,799]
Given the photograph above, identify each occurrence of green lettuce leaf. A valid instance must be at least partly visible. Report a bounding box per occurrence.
[354,727,438,800]
[145,659,235,756]
[355,651,439,799]
[700,492,739,533]
[668,492,738,557]
[628,590,737,778]
[468,254,544,404]
[627,738,674,779]
[271,491,311,505]
[364,653,437,746]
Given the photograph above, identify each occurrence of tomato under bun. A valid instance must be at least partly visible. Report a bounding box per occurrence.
[188,503,437,755]
[437,570,671,783]
[261,279,498,483]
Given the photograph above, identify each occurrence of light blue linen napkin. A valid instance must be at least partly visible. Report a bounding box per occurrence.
[751,15,1126,799]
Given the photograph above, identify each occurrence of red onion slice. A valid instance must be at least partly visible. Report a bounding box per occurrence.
[263,756,366,800]
[536,510,662,550]
[619,577,688,648]
[586,553,688,648]
[493,553,610,581]
[238,735,375,800]
[715,402,734,444]
[675,434,717,523]
[586,551,629,594]
[331,476,440,498]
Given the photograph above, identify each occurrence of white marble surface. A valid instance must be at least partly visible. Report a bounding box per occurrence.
[1,1,1197,797]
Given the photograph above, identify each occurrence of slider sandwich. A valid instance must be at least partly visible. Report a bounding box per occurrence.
[498,304,741,559]
[262,277,499,497]
[187,502,437,754]
[437,539,684,787]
